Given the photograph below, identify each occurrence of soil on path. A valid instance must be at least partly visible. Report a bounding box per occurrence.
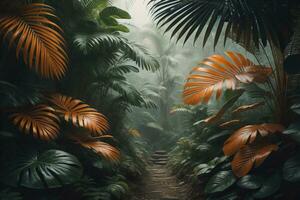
[132,150,191,200]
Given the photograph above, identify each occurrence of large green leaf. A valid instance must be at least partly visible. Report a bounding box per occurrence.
[205,171,236,194]
[194,157,228,176]
[1,149,82,189]
[237,175,263,189]
[252,172,281,199]
[283,155,300,182]
[283,123,300,143]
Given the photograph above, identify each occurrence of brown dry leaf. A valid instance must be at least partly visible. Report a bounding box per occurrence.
[10,105,60,140]
[0,3,68,79]
[69,133,120,162]
[232,102,265,114]
[223,124,284,156]
[219,120,241,128]
[232,143,278,177]
[48,94,109,135]
[183,52,272,105]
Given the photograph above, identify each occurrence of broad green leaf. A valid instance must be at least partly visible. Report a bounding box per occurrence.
[237,175,263,189]
[283,155,300,182]
[253,172,281,199]
[1,149,82,189]
[205,171,236,194]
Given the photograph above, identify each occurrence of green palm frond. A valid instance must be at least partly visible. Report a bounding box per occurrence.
[73,33,125,54]
[148,0,288,48]
[121,42,160,71]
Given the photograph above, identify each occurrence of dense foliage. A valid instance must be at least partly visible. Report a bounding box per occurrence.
[148,0,300,199]
[0,0,157,199]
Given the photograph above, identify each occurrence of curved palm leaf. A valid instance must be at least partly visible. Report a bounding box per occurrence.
[121,42,160,71]
[232,143,278,177]
[223,123,284,156]
[201,90,243,124]
[183,52,272,105]
[232,102,265,114]
[69,133,120,162]
[1,149,82,189]
[10,105,60,140]
[219,120,241,129]
[73,33,126,55]
[148,0,285,47]
[47,94,109,135]
[0,3,68,79]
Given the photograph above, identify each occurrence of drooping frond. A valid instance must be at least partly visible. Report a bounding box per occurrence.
[223,124,284,156]
[10,105,60,140]
[200,90,243,124]
[232,143,278,177]
[69,133,120,162]
[232,102,265,114]
[219,120,241,129]
[47,94,109,135]
[148,0,285,48]
[121,42,160,71]
[183,52,272,105]
[73,33,125,55]
[0,3,68,79]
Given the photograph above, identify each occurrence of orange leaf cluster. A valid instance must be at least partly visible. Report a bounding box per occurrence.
[0,3,68,79]
[183,52,272,105]
[223,124,284,177]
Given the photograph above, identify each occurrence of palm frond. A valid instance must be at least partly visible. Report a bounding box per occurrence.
[232,142,278,177]
[69,133,120,162]
[0,3,68,79]
[73,33,125,55]
[121,42,160,71]
[10,105,60,140]
[47,94,109,135]
[148,0,285,48]
[223,123,284,156]
[183,52,272,105]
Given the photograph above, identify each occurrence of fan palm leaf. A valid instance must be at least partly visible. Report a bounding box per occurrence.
[10,105,60,140]
[183,52,272,105]
[0,3,68,79]
[69,133,120,162]
[223,123,284,156]
[148,0,286,48]
[232,143,278,177]
[47,94,109,135]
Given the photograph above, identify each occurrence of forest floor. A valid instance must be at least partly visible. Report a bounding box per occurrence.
[132,150,191,200]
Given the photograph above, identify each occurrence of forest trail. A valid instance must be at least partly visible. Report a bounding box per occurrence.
[132,150,190,200]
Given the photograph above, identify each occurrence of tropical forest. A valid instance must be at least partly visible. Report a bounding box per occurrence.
[0,0,300,199]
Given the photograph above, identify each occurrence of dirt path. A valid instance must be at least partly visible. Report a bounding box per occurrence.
[132,150,190,200]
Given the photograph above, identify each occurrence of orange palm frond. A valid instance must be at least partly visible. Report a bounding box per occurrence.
[10,105,60,140]
[219,120,241,129]
[183,52,272,105]
[69,134,120,162]
[232,143,278,177]
[223,124,284,156]
[232,102,265,114]
[47,94,109,135]
[0,3,68,79]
